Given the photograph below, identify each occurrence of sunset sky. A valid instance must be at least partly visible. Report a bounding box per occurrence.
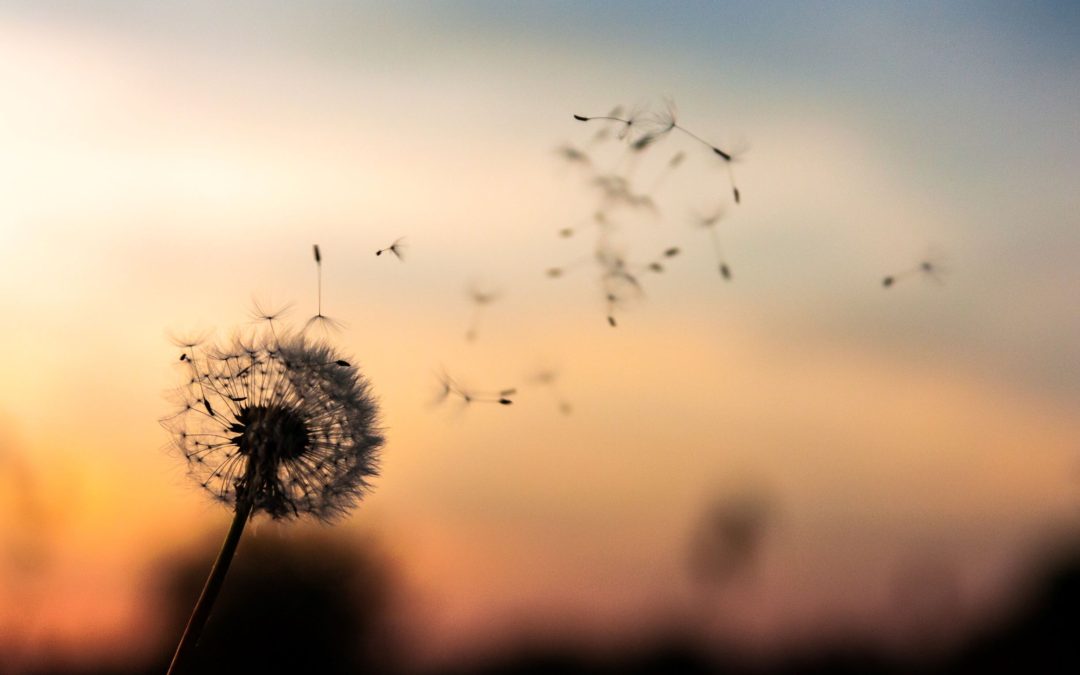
[2,1,1079,671]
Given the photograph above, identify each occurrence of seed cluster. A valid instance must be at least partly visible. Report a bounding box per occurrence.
[163,332,383,521]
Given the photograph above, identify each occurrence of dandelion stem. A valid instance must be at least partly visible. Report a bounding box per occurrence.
[166,496,253,675]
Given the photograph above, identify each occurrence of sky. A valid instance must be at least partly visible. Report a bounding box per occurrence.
[1,1,1079,671]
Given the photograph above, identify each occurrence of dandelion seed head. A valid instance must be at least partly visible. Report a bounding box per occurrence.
[163,330,382,522]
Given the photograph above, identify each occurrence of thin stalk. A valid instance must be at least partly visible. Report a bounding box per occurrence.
[166,497,253,675]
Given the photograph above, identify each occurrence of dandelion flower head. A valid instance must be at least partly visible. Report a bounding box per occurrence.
[163,329,383,521]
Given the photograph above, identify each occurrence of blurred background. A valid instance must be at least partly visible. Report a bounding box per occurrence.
[1,1,1079,673]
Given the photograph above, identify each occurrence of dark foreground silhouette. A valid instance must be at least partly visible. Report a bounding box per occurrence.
[12,540,1080,675]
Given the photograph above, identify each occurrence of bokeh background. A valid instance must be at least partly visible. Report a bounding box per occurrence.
[2,1,1079,673]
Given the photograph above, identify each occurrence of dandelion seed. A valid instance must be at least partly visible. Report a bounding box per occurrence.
[573,102,646,141]
[557,211,611,239]
[249,298,293,343]
[591,174,655,211]
[555,144,591,165]
[592,241,656,326]
[597,249,642,291]
[304,313,345,335]
[249,298,292,325]
[647,98,744,204]
[306,244,343,334]
[375,237,407,260]
[464,283,499,342]
[630,132,663,152]
[170,331,211,352]
[161,326,382,673]
[433,368,516,408]
[662,101,731,159]
[712,138,749,204]
[640,246,682,276]
[882,249,950,289]
[580,105,625,144]
[691,205,735,281]
[528,366,573,415]
[545,251,593,280]
[575,100,744,202]
[605,292,622,328]
[637,98,734,161]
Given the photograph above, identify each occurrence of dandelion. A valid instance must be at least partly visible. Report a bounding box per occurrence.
[375,237,407,261]
[161,326,382,673]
